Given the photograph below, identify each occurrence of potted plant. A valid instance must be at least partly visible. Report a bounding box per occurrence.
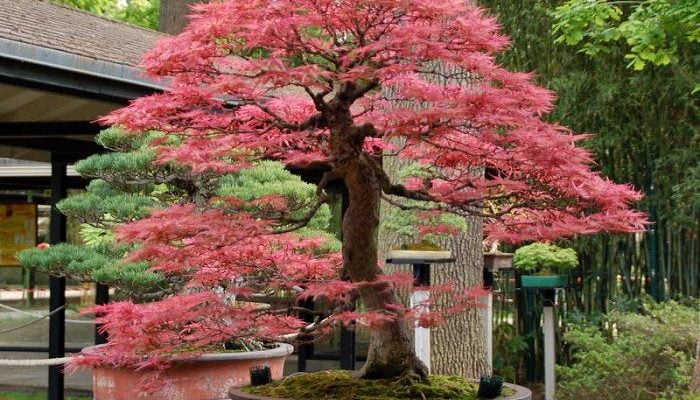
[229,370,534,400]
[514,243,578,288]
[85,341,293,400]
[24,0,647,398]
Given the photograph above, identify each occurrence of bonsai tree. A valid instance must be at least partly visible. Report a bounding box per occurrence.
[513,243,578,275]
[25,0,647,386]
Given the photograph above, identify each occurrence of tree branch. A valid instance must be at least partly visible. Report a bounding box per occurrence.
[273,169,339,233]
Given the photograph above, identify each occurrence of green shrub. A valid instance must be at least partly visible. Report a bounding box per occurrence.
[557,300,698,400]
[513,242,578,274]
[492,322,528,383]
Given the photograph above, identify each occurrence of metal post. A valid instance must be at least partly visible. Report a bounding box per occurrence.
[94,283,109,344]
[297,344,308,372]
[412,263,431,373]
[483,269,494,372]
[339,323,356,370]
[543,306,556,400]
[23,266,35,307]
[296,297,314,372]
[648,182,662,301]
[49,159,67,400]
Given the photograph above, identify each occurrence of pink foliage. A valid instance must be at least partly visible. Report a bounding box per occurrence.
[87,0,648,383]
[103,0,646,241]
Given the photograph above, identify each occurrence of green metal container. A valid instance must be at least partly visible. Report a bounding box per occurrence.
[521,275,567,288]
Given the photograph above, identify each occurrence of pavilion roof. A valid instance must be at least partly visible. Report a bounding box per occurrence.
[0,0,163,67]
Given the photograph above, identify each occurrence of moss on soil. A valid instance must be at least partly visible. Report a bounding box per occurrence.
[392,240,446,251]
[243,370,515,399]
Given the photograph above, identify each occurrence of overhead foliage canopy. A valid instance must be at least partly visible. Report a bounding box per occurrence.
[552,0,699,91]
[107,0,647,242]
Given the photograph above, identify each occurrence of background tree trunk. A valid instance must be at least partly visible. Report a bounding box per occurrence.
[378,155,488,379]
[692,338,700,394]
[429,222,488,377]
[159,0,207,34]
[378,59,488,379]
[342,156,427,379]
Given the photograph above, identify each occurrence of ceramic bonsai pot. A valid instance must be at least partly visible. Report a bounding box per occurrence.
[521,274,567,288]
[229,381,533,400]
[85,343,293,400]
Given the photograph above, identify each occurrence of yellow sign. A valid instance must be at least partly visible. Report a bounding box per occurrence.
[0,204,37,267]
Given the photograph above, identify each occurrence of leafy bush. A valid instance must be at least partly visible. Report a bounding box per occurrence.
[557,300,698,400]
[492,322,529,383]
[513,242,578,274]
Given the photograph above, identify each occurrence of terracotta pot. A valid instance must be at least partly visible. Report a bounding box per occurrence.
[229,381,533,400]
[85,343,293,400]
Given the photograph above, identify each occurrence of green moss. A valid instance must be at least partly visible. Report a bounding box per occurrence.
[243,370,515,399]
[393,240,446,251]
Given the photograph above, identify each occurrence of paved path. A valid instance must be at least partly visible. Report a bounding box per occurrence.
[0,351,93,394]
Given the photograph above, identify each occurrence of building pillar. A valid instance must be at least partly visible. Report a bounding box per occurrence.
[94,283,109,344]
[49,158,67,400]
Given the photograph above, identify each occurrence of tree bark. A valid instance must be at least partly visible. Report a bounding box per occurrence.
[159,0,207,34]
[325,96,428,379]
[341,156,428,379]
[377,59,488,378]
[378,154,488,379]
[430,225,488,377]
[692,337,700,394]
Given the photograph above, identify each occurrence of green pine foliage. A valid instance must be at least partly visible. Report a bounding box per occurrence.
[20,128,338,299]
[216,161,341,253]
[217,160,332,232]
[18,243,163,298]
[58,181,158,227]
[380,163,468,243]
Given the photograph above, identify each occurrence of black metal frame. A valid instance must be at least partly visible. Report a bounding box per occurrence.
[0,121,102,138]
[48,159,67,400]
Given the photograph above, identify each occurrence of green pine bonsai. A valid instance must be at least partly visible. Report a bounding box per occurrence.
[19,128,338,301]
[513,242,578,275]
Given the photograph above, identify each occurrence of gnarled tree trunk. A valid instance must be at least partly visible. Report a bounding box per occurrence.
[341,157,428,379]
[327,97,428,379]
